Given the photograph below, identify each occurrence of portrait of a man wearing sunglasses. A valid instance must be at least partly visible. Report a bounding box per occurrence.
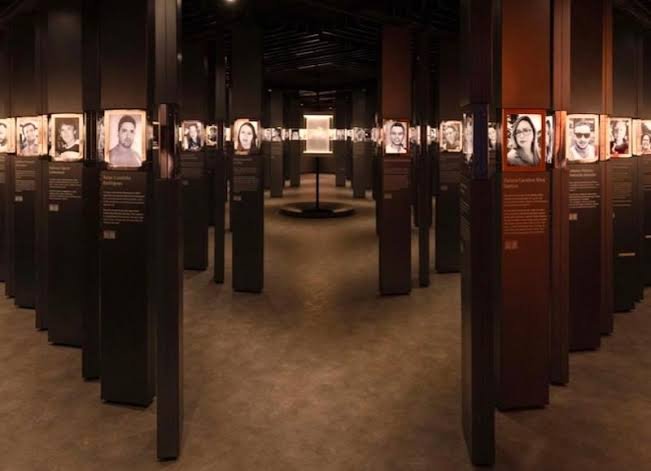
[567,118,598,163]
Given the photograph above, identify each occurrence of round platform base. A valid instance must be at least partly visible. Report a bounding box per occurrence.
[279,202,355,219]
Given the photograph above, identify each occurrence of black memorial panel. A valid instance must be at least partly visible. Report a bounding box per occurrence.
[568,164,602,351]
[180,152,208,270]
[611,159,637,312]
[270,142,283,198]
[0,154,6,281]
[100,170,153,406]
[47,162,85,346]
[231,154,263,293]
[436,152,462,273]
[642,156,651,285]
[14,156,37,309]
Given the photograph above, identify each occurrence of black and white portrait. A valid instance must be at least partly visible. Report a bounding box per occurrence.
[352,127,366,143]
[304,114,333,154]
[462,114,474,162]
[439,121,462,152]
[290,129,300,141]
[16,116,43,157]
[409,127,419,145]
[608,118,632,158]
[633,120,651,156]
[51,114,83,161]
[233,119,260,155]
[505,112,543,168]
[0,118,16,153]
[97,116,105,155]
[182,120,204,152]
[383,120,408,154]
[335,129,345,141]
[206,125,218,147]
[104,110,147,168]
[428,126,438,145]
[224,127,231,142]
[566,115,599,163]
[488,123,497,152]
[262,128,272,142]
[271,127,282,142]
[545,116,554,164]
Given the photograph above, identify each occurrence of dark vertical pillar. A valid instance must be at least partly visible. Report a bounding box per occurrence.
[153,0,183,459]
[566,0,613,351]
[641,34,651,287]
[352,89,370,199]
[99,0,154,406]
[435,36,462,273]
[231,22,264,293]
[180,39,209,271]
[416,32,433,288]
[287,93,301,187]
[42,0,86,348]
[213,28,226,285]
[495,0,551,411]
[9,15,45,311]
[81,0,102,380]
[334,92,350,187]
[460,0,494,465]
[269,90,284,198]
[379,26,412,295]
[550,0,571,385]
[0,35,10,284]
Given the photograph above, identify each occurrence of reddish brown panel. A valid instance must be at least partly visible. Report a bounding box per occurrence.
[501,0,551,109]
[381,26,412,119]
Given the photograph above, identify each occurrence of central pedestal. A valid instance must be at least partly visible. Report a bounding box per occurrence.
[279,201,354,219]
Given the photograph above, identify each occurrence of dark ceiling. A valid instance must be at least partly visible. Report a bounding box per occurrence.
[183,0,457,94]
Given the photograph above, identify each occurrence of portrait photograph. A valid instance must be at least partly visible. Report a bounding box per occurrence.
[608,118,632,158]
[16,116,43,157]
[439,121,462,152]
[545,116,554,164]
[566,114,599,164]
[0,118,16,153]
[427,125,438,145]
[345,129,353,140]
[97,116,105,155]
[352,127,366,143]
[262,128,272,142]
[409,127,419,145]
[503,110,545,171]
[633,120,651,156]
[383,119,409,155]
[488,122,497,152]
[271,127,282,142]
[290,129,300,141]
[462,114,473,162]
[50,113,84,161]
[335,129,345,141]
[206,125,218,147]
[233,119,260,155]
[224,127,231,142]
[181,120,204,152]
[104,109,147,168]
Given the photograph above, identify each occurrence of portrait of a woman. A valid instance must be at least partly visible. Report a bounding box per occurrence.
[507,115,541,167]
[235,120,259,154]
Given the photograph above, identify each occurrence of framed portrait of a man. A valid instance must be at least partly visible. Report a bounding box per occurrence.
[50,113,84,161]
[289,129,300,141]
[383,119,409,155]
[181,120,204,151]
[439,121,462,152]
[608,117,632,158]
[270,127,282,142]
[205,125,218,147]
[409,127,419,146]
[566,114,599,163]
[502,110,545,171]
[427,125,438,145]
[233,119,260,155]
[104,109,147,168]
[16,116,44,157]
[633,120,651,156]
[0,118,16,153]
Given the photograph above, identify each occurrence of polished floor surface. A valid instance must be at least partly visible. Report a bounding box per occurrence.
[1,175,651,470]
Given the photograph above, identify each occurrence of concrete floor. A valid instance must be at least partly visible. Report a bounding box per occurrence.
[1,175,651,470]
